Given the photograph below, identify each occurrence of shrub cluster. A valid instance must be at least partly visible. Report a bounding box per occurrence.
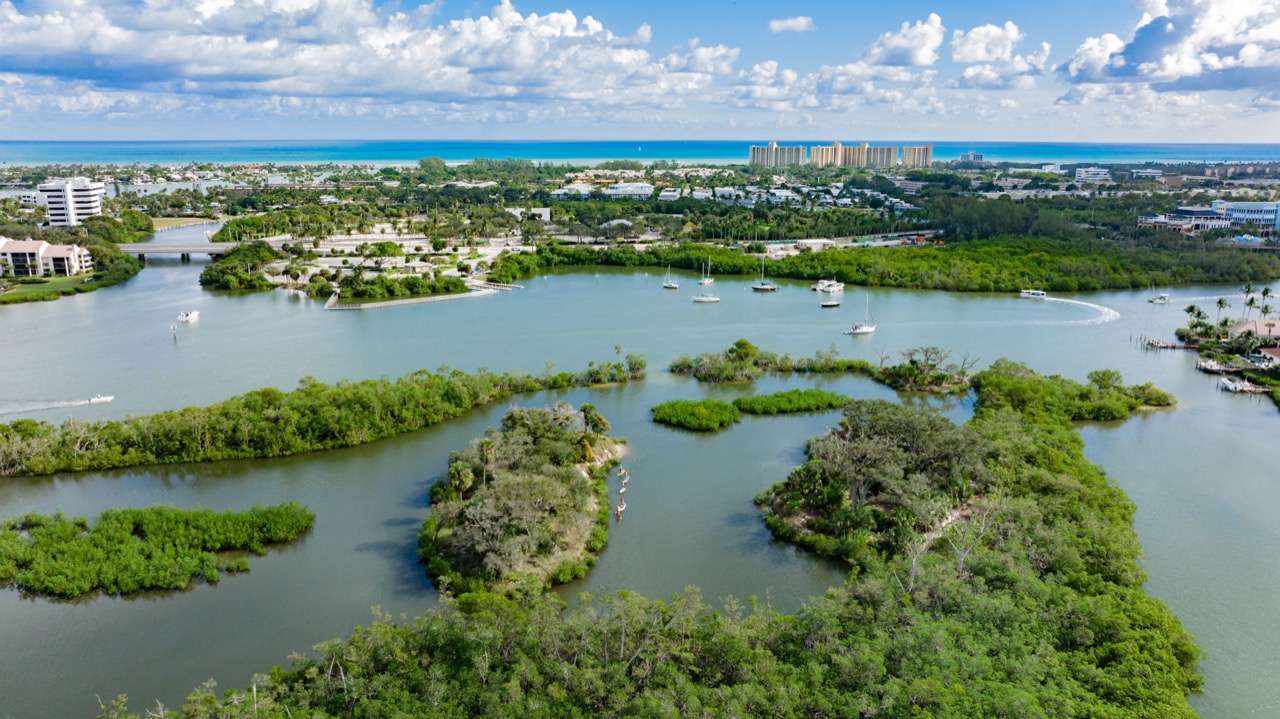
[651,399,740,431]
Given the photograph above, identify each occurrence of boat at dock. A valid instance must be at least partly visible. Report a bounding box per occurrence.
[1020,289,1047,300]
[812,279,844,293]
[1196,359,1243,374]
[1220,377,1270,394]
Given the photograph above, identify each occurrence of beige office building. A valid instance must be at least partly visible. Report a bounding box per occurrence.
[749,141,807,167]
[901,144,933,168]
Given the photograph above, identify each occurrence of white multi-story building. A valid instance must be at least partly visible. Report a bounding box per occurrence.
[749,141,807,168]
[602,182,655,200]
[1211,200,1280,231]
[1074,167,1112,184]
[0,236,95,277]
[901,144,933,168]
[37,177,106,227]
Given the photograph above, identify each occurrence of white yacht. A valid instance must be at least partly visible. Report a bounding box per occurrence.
[844,295,876,335]
[1149,293,1172,304]
[1020,289,1047,300]
[178,310,200,322]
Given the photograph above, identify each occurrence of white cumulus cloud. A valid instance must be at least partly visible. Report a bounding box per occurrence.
[866,13,946,66]
[951,21,1024,63]
[768,16,814,33]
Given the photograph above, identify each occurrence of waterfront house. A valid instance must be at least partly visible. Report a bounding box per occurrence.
[1227,319,1280,339]
[0,236,95,277]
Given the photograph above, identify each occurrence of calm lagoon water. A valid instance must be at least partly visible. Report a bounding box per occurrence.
[0,227,1277,717]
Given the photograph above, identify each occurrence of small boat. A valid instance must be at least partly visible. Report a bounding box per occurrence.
[812,279,844,293]
[699,261,714,286]
[1196,359,1241,374]
[619,486,627,494]
[1020,289,1047,300]
[178,310,200,322]
[844,295,876,335]
[691,292,720,303]
[1149,293,1172,304]
[662,265,679,290]
[821,299,841,308]
[88,394,114,404]
[751,260,778,292]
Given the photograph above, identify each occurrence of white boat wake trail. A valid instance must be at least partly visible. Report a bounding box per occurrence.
[1042,297,1121,325]
[0,398,98,416]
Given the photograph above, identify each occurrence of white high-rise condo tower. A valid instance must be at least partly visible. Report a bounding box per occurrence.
[37,177,106,227]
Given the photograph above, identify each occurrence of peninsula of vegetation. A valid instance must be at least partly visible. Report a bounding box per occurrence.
[418,404,617,595]
[0,356,646,478]
[98,359,1199,719]
[0,503,313,598]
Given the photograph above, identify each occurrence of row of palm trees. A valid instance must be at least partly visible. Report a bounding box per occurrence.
[1183,282,1278,341]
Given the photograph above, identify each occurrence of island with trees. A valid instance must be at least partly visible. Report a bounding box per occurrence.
[418,404,618,595]
[0,355,646,478]
[0,503,314,598]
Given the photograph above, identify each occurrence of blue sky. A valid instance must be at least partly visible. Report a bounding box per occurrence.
[0,0,1277,141]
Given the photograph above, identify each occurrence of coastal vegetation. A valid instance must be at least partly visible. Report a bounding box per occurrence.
[0,503,313,598]
[198,240,280,291]
[671,339,973,392]
[487,236,1280,291]
[338,273,467,301]
[0,356,647,478]
[418,404,617,595]
[650,398,740,431]
[98,362,1201,719]
[733,388,846,414]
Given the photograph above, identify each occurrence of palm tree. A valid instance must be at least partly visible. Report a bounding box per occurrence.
[1242,281,1255,304]
[1216,297,1229,324]
[1184,304,1200,328]
[1246,296,1259,322]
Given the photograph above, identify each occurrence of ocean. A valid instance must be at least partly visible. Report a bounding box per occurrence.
[2,139,1280,166]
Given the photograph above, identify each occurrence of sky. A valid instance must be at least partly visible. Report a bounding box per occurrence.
[0,0,1278,142]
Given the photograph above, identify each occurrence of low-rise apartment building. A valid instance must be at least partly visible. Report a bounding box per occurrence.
[0,236,95,276]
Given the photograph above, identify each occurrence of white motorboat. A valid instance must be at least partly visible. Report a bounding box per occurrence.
[1149,293,1172,304]
[88,394,114,404]
[820,299,841,308]
[1020,289,1047,300]
[844,295,876,335]
[662,265,679,290]
[691,292,720,303]
[178,310,200,322]
[812,279,844,293]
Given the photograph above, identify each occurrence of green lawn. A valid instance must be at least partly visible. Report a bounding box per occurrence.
[1,273,94,298]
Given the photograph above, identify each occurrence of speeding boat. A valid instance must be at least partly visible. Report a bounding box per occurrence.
[178,310,200,322]
[88,394,114,404]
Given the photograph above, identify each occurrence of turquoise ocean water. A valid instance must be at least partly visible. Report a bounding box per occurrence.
[2,139,1280,165]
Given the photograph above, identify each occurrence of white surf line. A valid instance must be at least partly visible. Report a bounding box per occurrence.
[1174,294,1247,303]
[1042,297,1121,325]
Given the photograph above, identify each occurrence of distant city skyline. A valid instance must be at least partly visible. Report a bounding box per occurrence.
[0,0,1277,142]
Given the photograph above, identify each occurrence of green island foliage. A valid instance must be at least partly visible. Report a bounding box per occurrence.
[98,362,1201,718]
[733,388,846,414]
[0,503,313,598]
[486,237,1280,291]
[337,273,467,300]
[650,398,740,431]
[671,339,973,392]
[0,356,647,478]
[418,404,617,595]
[198,240,280,290]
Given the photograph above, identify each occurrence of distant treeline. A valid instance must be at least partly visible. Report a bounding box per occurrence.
[0,503,313,598]
[0,356,647,477]
[487,237,1280,291]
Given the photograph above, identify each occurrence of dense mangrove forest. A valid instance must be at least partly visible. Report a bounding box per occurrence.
[650,399,740,431]
[487,236,1280,291]
[97,358,1200,719]
[0,356,646,477]
[418,404,617,595]
[0,503,314,598]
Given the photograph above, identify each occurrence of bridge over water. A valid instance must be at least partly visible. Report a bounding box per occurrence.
[118,242,238,257]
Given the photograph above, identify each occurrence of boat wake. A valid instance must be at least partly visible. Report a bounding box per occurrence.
[0,398,103,416]
[1042,297,1121,325]
[1173,293,1246,303]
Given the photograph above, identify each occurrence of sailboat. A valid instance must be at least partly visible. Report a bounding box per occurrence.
[751,259,777,292]
[662,265,679,289]
[844,295,876,335]
[699,260,714,286]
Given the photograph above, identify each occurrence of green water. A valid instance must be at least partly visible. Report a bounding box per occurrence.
[0,230,1275,717]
